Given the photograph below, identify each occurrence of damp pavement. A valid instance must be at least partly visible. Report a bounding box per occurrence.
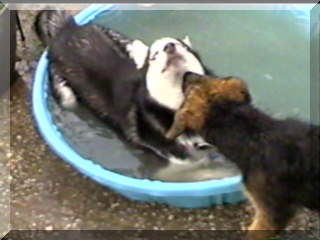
[5,9,320,239]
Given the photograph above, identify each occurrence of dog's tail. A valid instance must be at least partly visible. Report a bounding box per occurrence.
[34,10,74,46]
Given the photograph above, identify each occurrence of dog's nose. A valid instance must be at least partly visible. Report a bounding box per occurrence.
[164,42,176,54]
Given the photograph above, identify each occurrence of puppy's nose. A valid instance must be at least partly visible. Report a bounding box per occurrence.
[164,42,176,54]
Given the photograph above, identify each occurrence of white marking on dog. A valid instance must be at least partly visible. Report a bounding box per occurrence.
[177,135,194,148]
[54,80,77,109]
[189,135,213,149]
[177,134,212,151]
[126,40,149,69]
[146,37,205,110]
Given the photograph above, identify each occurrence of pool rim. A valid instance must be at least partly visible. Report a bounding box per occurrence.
[32,4,244,198]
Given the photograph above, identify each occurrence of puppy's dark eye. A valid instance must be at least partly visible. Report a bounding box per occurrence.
[149,51,159,61]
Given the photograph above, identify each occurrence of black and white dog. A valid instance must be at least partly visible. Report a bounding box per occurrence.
[35,10,214,164]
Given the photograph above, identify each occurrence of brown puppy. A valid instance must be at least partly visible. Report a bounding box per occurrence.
[167,72,320,240]
[166,72,250,139]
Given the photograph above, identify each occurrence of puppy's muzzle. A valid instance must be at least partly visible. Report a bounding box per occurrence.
[164,42,176,54]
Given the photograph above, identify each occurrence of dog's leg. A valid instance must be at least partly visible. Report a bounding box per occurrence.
[166,111,187,140]
[246,199,295,240]
[166,109,212,150]
[245,172,296,240]
[50,64,77,109]
[53,77,77,109]
[246,195,277,240]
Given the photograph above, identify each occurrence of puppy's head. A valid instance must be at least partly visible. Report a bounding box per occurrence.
[127,36,205,110]
[147,37,206,110]
[146,36,205,79]
[184,73,251,104]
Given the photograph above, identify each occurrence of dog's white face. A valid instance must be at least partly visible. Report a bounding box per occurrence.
[147,37,204,78]
[146,37,205,110]
[127,36,205,110]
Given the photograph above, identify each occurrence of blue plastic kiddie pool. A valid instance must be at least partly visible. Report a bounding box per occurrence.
[33,4,313,208]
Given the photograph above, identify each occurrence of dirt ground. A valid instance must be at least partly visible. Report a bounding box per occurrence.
[3,8,320,240]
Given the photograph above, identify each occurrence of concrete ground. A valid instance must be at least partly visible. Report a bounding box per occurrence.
[5,8,320,239]
[0,93,10,238]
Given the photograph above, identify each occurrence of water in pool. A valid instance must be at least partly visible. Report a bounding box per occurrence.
[49,8,310,182]
[49,96,240,182]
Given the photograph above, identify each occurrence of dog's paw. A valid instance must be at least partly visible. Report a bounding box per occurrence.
[53,77,78,110]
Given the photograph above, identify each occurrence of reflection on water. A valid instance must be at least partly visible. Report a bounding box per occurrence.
[49,95,240,182]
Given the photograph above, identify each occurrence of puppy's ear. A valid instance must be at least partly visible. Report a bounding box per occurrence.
[182,35,192,48]
[243,90,252,103]
[183,72,202,82]
[183,72,204,91]
[126,40,150,69]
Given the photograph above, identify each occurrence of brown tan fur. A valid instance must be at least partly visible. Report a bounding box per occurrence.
[166,73,320,240]
[166,73,250,139]
[245,172,290,240]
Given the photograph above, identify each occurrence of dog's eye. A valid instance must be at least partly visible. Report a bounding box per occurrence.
[149,51,159,61]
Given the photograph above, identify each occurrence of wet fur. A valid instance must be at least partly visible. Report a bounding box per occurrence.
[206,104,319,239]
[170,73,319,239]
[166,73,250,139]
[35,11,213,162]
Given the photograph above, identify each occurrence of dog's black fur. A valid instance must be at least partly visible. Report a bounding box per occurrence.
[203,99,319,239]
[35,11,213,161]
[47,19,142,127]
